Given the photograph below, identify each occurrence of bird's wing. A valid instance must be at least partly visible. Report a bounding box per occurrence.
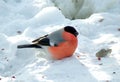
[32,28,65,47]
[32,34,51,46]
[32,34,48,43]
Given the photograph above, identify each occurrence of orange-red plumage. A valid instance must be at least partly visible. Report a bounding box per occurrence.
[48,31,78,59]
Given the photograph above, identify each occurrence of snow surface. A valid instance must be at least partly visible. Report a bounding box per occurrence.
[0,0,120,82]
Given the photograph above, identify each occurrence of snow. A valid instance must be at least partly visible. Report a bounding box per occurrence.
[0,0,120,82]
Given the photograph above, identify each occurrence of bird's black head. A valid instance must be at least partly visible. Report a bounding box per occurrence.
[64,26,79,37]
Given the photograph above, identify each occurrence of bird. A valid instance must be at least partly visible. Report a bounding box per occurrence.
[17,26,79,60]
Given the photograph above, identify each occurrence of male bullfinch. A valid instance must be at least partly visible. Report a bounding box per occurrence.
[17,26,79,60]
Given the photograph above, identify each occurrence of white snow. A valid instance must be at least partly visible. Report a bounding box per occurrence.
[0,0,120,82]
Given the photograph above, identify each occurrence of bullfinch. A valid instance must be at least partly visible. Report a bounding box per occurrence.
[17,26,79,60]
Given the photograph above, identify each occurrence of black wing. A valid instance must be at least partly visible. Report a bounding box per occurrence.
[32,34,48,43]
[32,34,51,46]
[17,34,50,49]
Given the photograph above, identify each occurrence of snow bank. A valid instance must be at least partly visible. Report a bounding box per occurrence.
[29,7,66,27]
[0,0,120,82]
[52,0,120,19]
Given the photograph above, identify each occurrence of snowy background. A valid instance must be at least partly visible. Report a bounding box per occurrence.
[0,0,120,82]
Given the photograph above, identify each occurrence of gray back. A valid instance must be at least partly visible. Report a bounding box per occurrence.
[48,28,65,46]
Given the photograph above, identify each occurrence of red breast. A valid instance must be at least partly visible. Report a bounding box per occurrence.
[48,31,78,60]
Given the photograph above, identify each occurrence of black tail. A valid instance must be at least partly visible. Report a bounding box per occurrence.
[17,44,42,49]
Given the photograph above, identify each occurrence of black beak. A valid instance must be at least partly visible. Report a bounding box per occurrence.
[74,32,79,37]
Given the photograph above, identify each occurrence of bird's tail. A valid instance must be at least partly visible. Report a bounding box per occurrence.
[17,44,42,49]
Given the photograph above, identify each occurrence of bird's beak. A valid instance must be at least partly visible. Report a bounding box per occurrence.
[74,32,79,37]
